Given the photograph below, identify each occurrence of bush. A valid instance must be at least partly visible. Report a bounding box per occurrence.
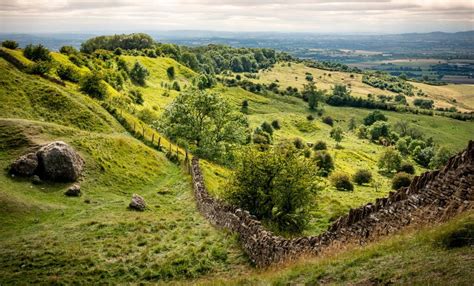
[172,81,181,91]
[307,114,315,121]
[59,45,78,55]
[399,162,415,174]
[1,40,18,49]
[314,151,334,177]
[293,137,305,149]
[330,172,354,191]
[23,44,51,62]
[413,146,435,168]
[391,172,412,190]
[129,61,149,85]
[378,148,402,173]
[56,65,79,82]
[352,169,372,185]
[130,89,144,105]
[80,73,107,100]
[430,146,452,169]
[29,61,51,75]
[167,66,175,79]
[368,121,390,141]
[363,110,387,126]
[228,144,316,233]
[313,140,327,150]
[271,120,281,130]
[356,125,367,139]
[437,220,474,249]
[261,121,273,135]
[322,116,334,126]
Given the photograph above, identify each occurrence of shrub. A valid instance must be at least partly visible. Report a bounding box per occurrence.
[56,65,79,82]
[80,73,107,100]
[363,110,387,126]
[227,144,316,233]
[261,122,273,135]
[172,81,181,91]
[378,148,402,173]
[330,172,354,191]
[241,100,249,113]
[130,89,144,105]
[59,45,78,55]
[414,98,434,109]
[356,125,367,139]
[314,151,334,177]
[271,120,281,130]
[429,146,452,169]
[293,137,304,149]
[391,172,412,190]
[352,169,372,185]
[307,114,315,121]
[129,61,149,85]
[167,66,175,79]
[1,40,18,49]
[396,137,409,155]
[28,61,51,75]
[399,162,415,174]
[368,121,390,141]
[437,220,474,249]
[322,116,334,126]
[23,44,51,62]
[330,127,344,146]
[313,140,327,151]
[414,146,435,168]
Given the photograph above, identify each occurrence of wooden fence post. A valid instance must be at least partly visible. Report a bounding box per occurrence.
[151,133,155,144]
[157,137,161,148]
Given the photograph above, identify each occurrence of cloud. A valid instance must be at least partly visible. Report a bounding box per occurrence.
[0,0,473,33]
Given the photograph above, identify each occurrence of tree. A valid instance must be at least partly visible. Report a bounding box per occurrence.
[396,137,409,155]
[56,65,79,82]
[129,61,149,85]
[314,151,334,177]
[414,146,435,168]
[303,81,325,110]
[429,146,452,169]
[332,84,351,97]
[368,121,390,141]
[378,148,402,173]
[313,140,327,151]
[59,45,78,55]
[363,110,387,126]
[167,66,175,79]
[1,40,18,49]
[399,162,415,174]
[348,117,357,131]
[161,89,248,162]
[330,127,344,147]
[80,73,107,100]
[261,121,273,135]
[353,169,372,185]
[227,144,316,233]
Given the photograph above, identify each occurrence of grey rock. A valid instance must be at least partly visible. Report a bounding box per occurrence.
[32,175,42,185]
[10,153,38,177]
[129,194,146,211]
[65,184,81,197]
[36,141,84,182]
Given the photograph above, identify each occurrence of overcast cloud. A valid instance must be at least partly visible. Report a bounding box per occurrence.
[0,0,472,33]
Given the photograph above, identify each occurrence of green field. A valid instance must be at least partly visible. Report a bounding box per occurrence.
[0,47,473,284]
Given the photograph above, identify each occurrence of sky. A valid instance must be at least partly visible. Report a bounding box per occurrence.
[0,0,473,34]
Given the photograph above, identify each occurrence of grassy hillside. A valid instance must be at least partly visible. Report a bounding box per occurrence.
[251,62,474,112]
[0,45,472,284]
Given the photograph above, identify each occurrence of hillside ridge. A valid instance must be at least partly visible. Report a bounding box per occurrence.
[190,141,474,267]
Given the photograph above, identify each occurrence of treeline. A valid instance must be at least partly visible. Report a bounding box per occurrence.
[362,71,415,95]
[79,33,285,75]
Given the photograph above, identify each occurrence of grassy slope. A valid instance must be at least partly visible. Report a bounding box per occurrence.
[253,62,474,112]
[202,211,474,285]
[0,55,249,283]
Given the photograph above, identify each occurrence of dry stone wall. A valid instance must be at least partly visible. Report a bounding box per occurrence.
[189,141,474,267]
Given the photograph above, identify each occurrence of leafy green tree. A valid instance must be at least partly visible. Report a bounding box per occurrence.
[303,81,325,110]
[1,40,18,49]
[414,146,435,168]
[129,61,149,85]
[181,52,200,71]
[332,84,351,97]
[396,137,409,155]
[392,172,412,190]
[161,89,248,162]
[80,73,107,100]
[429,146,452,169]
[378,148,402,173]
[368,121,390,141]
[227,144,316,233]
[363,110,387,126]
[330,127,344,146]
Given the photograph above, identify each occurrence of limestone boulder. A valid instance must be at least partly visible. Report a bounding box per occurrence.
[65,184,81,197]
[129,194,146,211]
[36,141,84,182]
[10,153,38,176]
